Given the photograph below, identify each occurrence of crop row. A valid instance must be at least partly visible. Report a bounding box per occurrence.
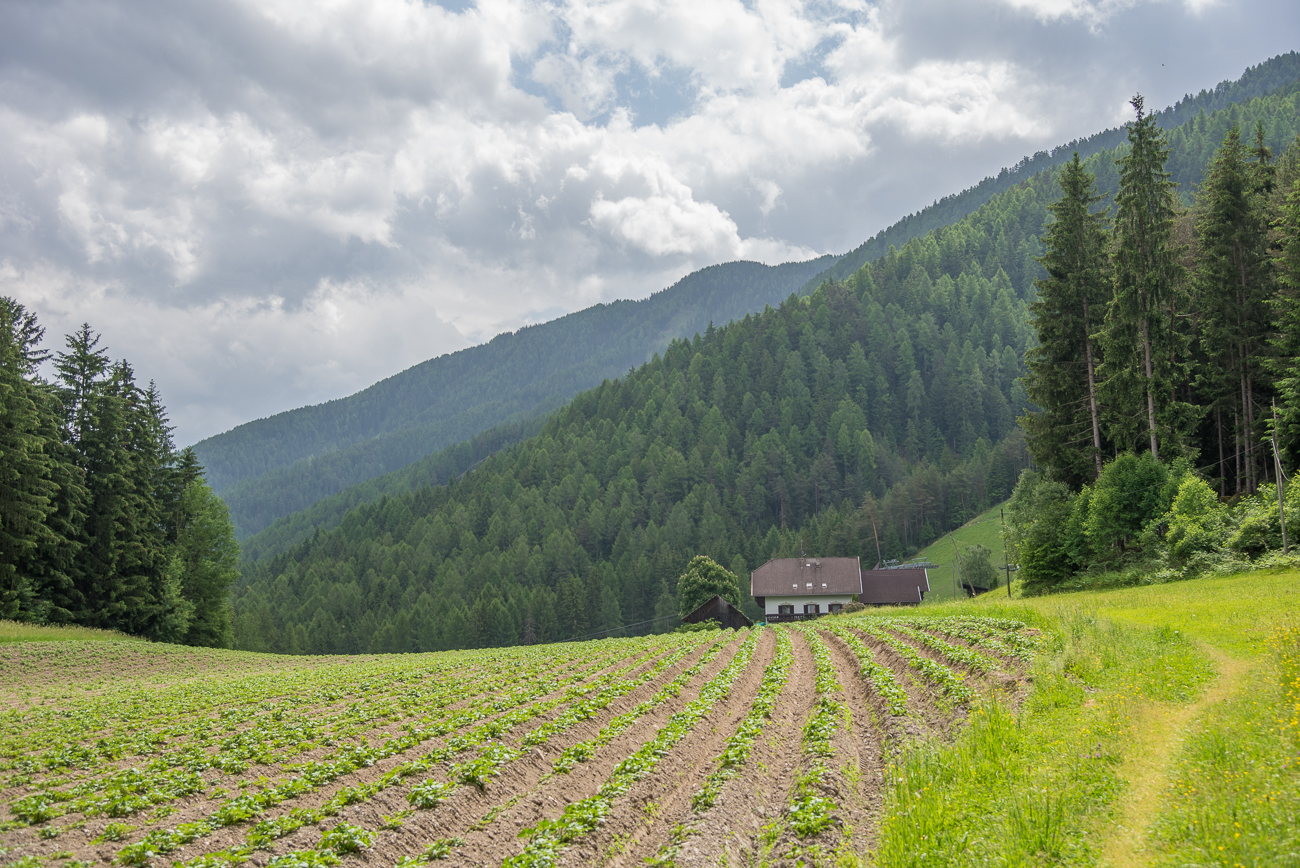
[820,623,909,717]
[855,624,974,703]
[933,617,1041,659]
[119,635,712,867]
[502,629,761,868]
[782,626,846,839]
[885,623,999,674]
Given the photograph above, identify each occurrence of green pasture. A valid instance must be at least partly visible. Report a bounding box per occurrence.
[912,502,1012,603]
[871,567,1300,867]
[0,620,143,644]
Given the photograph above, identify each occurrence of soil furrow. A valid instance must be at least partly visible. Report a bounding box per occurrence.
[317,631,747,868]
[580,627,776,868]
[658,628,818,868]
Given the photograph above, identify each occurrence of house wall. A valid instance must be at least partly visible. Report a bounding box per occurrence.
[761,595,854,617]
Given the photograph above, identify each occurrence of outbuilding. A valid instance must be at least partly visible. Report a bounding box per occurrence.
[860,563,930,605]
[750,557,862,622]
[682,595,753,630]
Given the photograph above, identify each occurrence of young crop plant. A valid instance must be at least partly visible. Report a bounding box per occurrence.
[917,617,1038,662]
[550,631,736,774]
[504,629,760,868]
[886,622,999,674]
[781,626,848,842]
[822,623,909,716]
[857,623,975,703]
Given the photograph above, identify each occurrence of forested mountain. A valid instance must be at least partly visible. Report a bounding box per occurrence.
[0,302,238,644]
[230,75,1300,655]
[197,257,832,536]
[799,52,1300,291]
[201,53,1300,547]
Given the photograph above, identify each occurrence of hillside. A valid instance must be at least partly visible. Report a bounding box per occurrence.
[227,79,1300,657]
[196,53,1300,542]
[4,571,1296,865]
[197,257,833,536]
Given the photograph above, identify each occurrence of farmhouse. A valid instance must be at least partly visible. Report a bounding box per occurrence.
[750,556,862,622]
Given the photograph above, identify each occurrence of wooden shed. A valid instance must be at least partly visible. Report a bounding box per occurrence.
[683,595,753,630]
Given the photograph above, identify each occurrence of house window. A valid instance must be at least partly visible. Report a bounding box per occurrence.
[778,604,794,616]
[829,603,843,614]
[804,603,820,615]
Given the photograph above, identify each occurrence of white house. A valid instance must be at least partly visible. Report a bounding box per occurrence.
[750,557,862,622]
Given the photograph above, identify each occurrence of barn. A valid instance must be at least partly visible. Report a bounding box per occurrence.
[682,595,753,630]
[860,563,931,605]
[750,557,862,622]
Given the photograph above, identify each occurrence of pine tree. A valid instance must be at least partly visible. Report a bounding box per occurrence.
[1023,154,1111,486]
[1194,126,1274,494]
[1100,95,1188,458]
[1272,176,1300,466]
[0,299,58,620]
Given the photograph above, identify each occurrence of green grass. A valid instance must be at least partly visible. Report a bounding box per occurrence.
[0,620,143,644]
[912,502,1011,603]
[871,569,1300,867]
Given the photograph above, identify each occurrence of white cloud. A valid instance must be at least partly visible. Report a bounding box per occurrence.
[0,0,1294,442]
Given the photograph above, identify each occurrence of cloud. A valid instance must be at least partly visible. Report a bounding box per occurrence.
[0,0,1295,442]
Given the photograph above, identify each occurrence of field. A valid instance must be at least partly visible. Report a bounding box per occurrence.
[2,570,1297,868]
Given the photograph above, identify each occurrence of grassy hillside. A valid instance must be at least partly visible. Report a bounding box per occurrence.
[3,570,1295,865]
[912,501,1010,603]
[873,569,1299,865]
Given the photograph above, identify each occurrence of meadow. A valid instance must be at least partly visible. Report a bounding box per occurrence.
[1,569,1296,867]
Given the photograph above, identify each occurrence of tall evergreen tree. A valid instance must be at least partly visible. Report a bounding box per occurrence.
[1193,126,1274,494]
[0,299,58,620]
[1100,95,1189,459]
[1023,154,1111,486]
[1272,177,1300,466]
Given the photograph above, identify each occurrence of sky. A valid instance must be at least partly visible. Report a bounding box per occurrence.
[1,0,1296,445]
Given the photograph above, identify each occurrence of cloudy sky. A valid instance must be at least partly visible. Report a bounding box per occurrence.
[1,0,1296,444]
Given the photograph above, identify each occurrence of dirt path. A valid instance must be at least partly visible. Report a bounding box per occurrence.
[1098,646,1255,868]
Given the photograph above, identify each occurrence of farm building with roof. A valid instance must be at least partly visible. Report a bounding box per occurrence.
[751,557,931,620]
[750,557,862,622]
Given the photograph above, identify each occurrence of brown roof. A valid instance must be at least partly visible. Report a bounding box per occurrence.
[860,567,930,605]
[750,557,862,597]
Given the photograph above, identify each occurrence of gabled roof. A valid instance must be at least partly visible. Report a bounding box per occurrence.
[750,557,862,597]
[860,566,930,604]
[683,595,753,630]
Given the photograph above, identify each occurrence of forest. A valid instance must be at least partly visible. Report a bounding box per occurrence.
[225,74,1300,654]
[1007,95,1300,591]
[0,304,238,644]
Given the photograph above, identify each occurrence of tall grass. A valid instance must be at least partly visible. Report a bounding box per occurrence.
[0,620,142,644]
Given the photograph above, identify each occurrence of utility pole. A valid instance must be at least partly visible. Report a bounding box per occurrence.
[1000,508,1012,599]
[1273,401,1289,555]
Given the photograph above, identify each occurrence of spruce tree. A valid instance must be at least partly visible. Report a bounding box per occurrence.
[1100,95,1188,458]
[1023,154,1110,486]
[1272,177,1300,466]
[0,299,58,620]
[1194,126,1274,494]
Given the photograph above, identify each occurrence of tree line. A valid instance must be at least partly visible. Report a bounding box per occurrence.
[1012,96,1300,590]
[0,301,238,644]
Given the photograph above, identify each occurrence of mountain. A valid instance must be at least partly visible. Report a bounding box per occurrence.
[206,52,1300,548]
[231,75,1300,654]
[196,257,833,536]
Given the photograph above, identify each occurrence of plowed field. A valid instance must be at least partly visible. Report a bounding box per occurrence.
[0,615,1035,868]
